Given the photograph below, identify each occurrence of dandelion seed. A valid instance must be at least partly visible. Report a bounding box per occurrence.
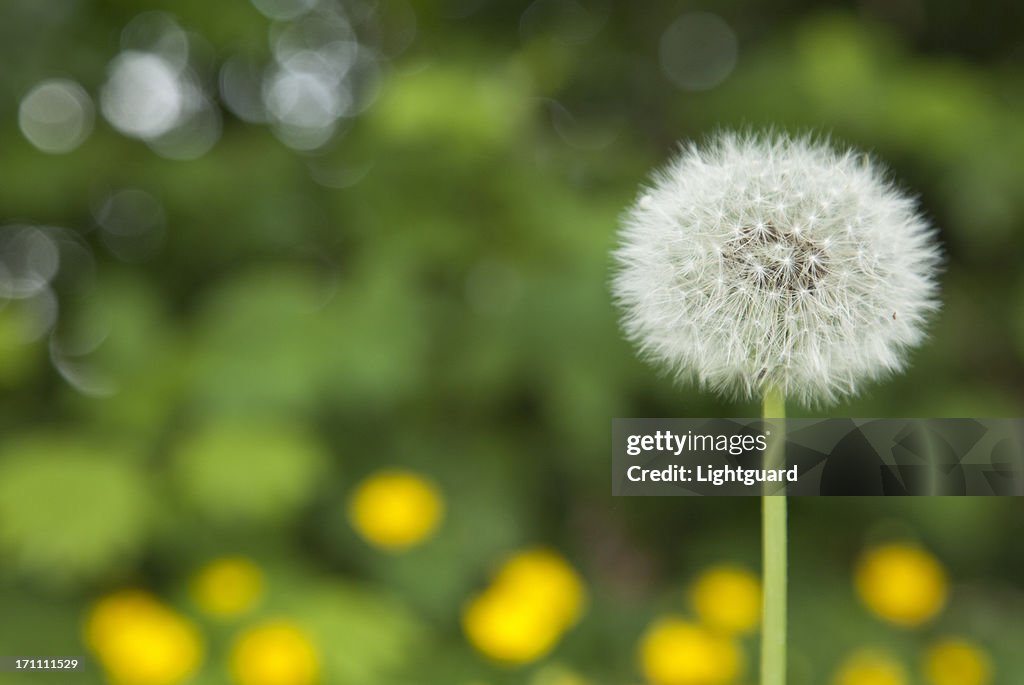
[612,131,942,406]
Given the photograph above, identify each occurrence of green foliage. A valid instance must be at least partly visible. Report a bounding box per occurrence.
[0,303,44,387]
[188,268,330,416]
[370,61,533,150]
[282,578,425,683]
[0,436,152,584]
[172,418,329,525]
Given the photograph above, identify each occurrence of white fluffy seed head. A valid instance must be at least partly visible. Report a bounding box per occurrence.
[613,131,942,406]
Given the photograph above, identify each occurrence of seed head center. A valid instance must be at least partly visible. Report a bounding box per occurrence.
[723,221,829,295]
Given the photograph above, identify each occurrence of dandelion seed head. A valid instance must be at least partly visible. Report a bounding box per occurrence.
[612,131,942,405]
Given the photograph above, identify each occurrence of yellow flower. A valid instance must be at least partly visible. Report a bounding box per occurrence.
[638,617,743,685]
[230,621,320,685]
[85,590,203,685]
[191,557,265,618]
[491,549,587,629]
[462,548,587,665]
[923,638,992,685]
[854,544,947,627]
[833,650,908,685]
[463,587,563,664]
[689,565,761,634]
[347,469,444,550]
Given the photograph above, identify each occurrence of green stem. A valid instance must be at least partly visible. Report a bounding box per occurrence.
[761,388,787,685]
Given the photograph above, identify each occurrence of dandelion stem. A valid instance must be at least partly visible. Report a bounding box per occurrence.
[761,387,786,685]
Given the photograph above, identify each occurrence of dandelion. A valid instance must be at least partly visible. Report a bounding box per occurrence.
[613,131,941,406]
[637,617,743,685]
[347,469,444,551]
[85,590,203,685]
[229,620,319,685]
[613,131,942,685]
[688,564,761,635]
[832,650,908,685]
[923,638,992,685]
[462,548,586,665]
[190,556,265,619]
[855,543,947,627]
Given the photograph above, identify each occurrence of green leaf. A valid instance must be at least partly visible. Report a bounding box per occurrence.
[0,436,152,585]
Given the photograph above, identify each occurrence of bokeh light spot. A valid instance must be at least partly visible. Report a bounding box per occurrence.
[18,79,94,154]
[101,51,186,139]
[251,0,318,22]
[121,11,190,71]
[0,226,60,299]
[95,188,167,262]
[659,12,738,91]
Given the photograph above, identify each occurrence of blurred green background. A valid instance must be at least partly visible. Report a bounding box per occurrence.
[1,0,1023,683]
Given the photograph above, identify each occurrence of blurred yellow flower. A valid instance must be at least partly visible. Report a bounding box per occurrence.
[463,586,564,664]
[689,565,761,634]
[854,544,947,627]
[85,590,203,685]
[638,616,743,685]
[191,556,265,618]
[347,469,444,550]
[462,548,587,665]
[491,549,587,628]
[230,620,319,685]
[923,638,992,685]
[833,650,908,685]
